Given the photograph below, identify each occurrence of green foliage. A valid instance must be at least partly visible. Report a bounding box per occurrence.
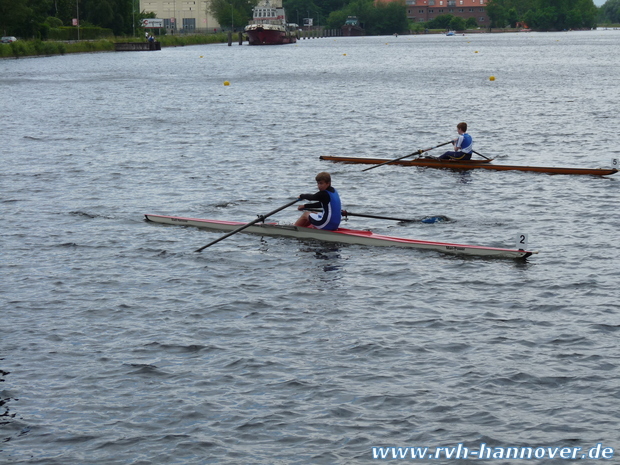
[283,0,321,26]
[1,0,140,38]
[2,0,39,37]
[599,0,620,23]
[48,26,114,40]
[0,38,104,58]
[326,10,349,29]
[0,0,602,42]
[157,33,230,46]
[0,33,232,59]
[209,0,257,30]
[323,0,408,34]
[465,17,478,28]
[51,0,79,27]
[46,16,63,28]
[369,1,409,35]
[82,0,135,35]
[426,14,453,29]
[0,43,11,58]
[409,21,425,33]
[449,16,466,31]
[486,0,598,30]
[507,7,519,27]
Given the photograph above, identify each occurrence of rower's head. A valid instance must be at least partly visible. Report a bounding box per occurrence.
[457,122,467,134]
[315,172,331,191]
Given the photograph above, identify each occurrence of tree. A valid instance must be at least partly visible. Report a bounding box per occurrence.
[80,0,134,35]
[599,0,620,22]
[465,17,478,28]
[51,0,78,26]
[283,0,321,27]
[365,1,408,35]
[448,16,465,30]
[209,0,257,30]
[0,0,53,38]
[426,14,454,29]
[486,0,598,30]
[0,0,29,36]
[485,0,508,27]
[326,9,349,29]
[507,7,519,26]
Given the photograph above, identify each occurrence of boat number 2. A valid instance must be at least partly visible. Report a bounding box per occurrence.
[612,158,619,168]
[516,233,529,250]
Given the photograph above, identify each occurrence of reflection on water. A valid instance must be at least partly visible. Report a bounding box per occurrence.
[299,243,345,276]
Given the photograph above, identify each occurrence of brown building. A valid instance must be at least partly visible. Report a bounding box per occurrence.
[400,0,490,28]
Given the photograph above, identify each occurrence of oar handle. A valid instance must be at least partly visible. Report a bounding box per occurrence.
[303,208,414,223]
[362,140,453,172]
[195,198,300,252]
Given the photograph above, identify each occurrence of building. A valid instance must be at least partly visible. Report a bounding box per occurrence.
[402,0,490,28]
[140,0,221,33]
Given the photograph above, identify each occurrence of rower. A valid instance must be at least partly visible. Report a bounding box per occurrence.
[439,122,473,160]
[295,172,342,230]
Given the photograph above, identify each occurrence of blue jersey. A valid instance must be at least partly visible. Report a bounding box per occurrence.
[300,187,341,230]
[456,133,473,154]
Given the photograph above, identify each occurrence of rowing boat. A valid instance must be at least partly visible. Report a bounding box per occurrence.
[319,155,618,176]
[144,214,536,260]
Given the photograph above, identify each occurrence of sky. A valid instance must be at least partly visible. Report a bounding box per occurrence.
[593,0,605,5]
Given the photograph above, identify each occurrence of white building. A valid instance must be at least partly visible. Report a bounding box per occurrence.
[140,0,222,33]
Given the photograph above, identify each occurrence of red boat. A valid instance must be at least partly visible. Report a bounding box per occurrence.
[319,155,618,176]
[245,0,297,45]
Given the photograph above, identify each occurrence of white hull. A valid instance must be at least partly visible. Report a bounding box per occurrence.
[145,214,536,259]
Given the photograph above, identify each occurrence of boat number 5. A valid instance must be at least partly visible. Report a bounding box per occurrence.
[516,233,529,250]
[612,158,619,168]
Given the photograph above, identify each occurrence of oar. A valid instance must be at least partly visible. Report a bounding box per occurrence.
[304,208,447,224]
[195,198,300,252]
[362,140,453,172]
[473,150,492,161]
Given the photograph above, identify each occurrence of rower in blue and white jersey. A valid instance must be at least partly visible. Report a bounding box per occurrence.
[439,122,473,160]
[295,172,342,231]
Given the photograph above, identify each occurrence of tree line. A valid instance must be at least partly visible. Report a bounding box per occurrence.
[0,0,146,39]
[598,0,620,22]
[486,0,599,30]
[2,0,613,41]
[208,0,410,35]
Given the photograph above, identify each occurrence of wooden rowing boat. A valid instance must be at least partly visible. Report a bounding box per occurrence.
[145,214,536,260]
[319,155,618,176]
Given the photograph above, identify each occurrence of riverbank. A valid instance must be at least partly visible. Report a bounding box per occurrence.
[0,33,231,59]
[3,27,617,59]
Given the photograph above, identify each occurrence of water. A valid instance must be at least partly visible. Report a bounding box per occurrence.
[1,31,619,464]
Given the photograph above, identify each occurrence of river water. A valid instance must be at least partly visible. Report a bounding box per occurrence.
[1,31,619,464]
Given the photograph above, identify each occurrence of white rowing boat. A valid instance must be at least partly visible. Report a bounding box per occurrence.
[144,214,537,260]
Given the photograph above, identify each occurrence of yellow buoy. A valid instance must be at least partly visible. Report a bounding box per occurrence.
[199,55,203,58]
[224,81,230,86]
[475,51,479,53]
[489,76,495,81]
[343,53,346,56]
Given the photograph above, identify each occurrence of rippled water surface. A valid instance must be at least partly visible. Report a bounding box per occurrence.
[2,31,620,464]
